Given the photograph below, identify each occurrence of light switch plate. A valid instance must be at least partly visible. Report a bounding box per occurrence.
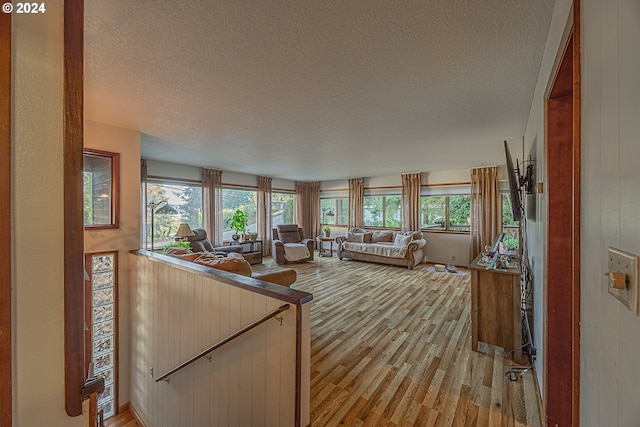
[607,247,640,316]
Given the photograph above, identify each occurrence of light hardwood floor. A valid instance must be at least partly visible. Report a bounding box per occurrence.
[107,255,541,427]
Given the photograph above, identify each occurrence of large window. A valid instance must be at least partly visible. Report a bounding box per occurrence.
[84,149,119,229]
[420,195,470,232]
[320,198,348,225]
[146,180,203,249]
[272,192,295,226]
[363,195,401,228]
[502,193,520,251]
[222,188,257,240]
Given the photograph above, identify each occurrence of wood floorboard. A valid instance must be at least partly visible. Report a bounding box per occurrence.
[105,255,541,427]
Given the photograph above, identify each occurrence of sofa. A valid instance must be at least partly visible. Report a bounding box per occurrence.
[165,247,297,287]
[335,228,427,269]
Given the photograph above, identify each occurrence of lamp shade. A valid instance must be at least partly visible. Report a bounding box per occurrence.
[175,223,195,238]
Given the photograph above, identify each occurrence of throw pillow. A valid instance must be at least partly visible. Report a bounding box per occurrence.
[371,230,394,243]
[394,234,411,247]
[363,232,373,243]
[346,231,364,243]
[194,256,252,277]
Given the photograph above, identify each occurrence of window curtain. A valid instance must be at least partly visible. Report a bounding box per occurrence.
[348,178,364,229]
[469,166,501,260]
[202,168,223,246]
[141,159,148,249]
[401,173,421,231]
[258,176,272,256]
[296,181,320,239]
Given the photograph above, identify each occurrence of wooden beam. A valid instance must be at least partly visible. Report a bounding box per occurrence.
[0,9,11,427]
[64,0,85,416]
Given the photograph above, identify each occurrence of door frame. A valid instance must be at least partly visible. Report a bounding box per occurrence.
[543,2,581,425]
[0,9,12,427]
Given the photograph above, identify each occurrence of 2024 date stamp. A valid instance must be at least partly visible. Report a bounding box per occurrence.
[3,2,47,14]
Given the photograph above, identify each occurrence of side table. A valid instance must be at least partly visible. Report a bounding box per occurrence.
[316,236,335,257]
[237,239,263,265]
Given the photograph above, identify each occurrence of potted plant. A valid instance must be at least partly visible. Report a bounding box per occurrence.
[226,209,248,241]
[322,225,331,237]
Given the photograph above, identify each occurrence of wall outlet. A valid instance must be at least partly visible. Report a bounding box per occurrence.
[607,247,639,316]
[452,255,456,261]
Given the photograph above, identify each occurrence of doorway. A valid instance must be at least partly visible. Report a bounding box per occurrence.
[544,6,580,426]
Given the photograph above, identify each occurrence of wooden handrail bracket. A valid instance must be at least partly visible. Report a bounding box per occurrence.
[155,304,291,382]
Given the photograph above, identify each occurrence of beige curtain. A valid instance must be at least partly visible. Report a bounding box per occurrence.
[401,173,421,231]
[348,178,364,229]
[296,181,320,239]
[470,166,501,260]
[258,176,272,256]
[202,168,223,246]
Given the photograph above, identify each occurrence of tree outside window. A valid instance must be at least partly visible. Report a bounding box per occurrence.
[273,192,295,226]
[502,193,520,251]
[363,195,402,228]
[420,195,470,232]
[146,181,203,249]
[222,188,257,240]
[320,198,348,225]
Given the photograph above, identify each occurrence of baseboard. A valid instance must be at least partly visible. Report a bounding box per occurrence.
[117,402,129,414]
[129,402,148,427]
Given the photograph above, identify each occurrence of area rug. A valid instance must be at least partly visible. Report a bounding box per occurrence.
[426,265,469,275]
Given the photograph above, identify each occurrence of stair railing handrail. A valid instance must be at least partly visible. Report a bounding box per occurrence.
[155,303,291,382]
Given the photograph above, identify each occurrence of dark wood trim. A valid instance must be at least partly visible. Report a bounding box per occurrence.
[571,3,581,424]
[147,175,202,185]
[83,149,121,230]
[544,3,580,424]
[131,250,314,305]
[64,0,85,417]
[0,9,11,427]
[294,304,303,427]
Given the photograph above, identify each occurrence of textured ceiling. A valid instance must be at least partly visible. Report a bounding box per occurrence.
[84,0,555,181]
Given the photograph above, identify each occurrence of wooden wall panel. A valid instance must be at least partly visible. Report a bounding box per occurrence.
[0,8,11,427]
[130,253,310,427]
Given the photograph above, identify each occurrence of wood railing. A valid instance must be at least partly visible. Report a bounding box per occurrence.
[155,304,291,382]
[130,250,312,427]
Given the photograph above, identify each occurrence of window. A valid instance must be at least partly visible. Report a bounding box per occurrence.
[222,188,257,240]
[420,195,470,232]
[272,192,295,226]
[84,149,119,229]
[363,195,401,228]
[502,193,520,251]
[85,251,118,419]
[146,180,203,250]
[320,198,348,225]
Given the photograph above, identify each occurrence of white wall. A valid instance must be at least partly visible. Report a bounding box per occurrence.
[12,3,83,426]
[146,159,297,191]
[522,0,573,393]
[84,121,141,409]
[581,0,640,426]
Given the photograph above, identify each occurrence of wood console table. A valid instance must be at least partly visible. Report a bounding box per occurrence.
[469,253,525,364]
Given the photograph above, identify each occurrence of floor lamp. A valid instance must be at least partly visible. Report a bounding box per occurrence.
[147,200,177,251]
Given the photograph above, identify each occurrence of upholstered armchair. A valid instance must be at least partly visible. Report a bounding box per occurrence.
[271,224,315,264]
[186,228,243,255]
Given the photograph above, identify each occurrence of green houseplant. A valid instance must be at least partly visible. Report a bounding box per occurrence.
[322,225,331,237]
[226,209,248,241]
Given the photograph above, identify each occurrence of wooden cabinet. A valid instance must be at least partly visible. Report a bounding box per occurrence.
[469,253,525,364]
